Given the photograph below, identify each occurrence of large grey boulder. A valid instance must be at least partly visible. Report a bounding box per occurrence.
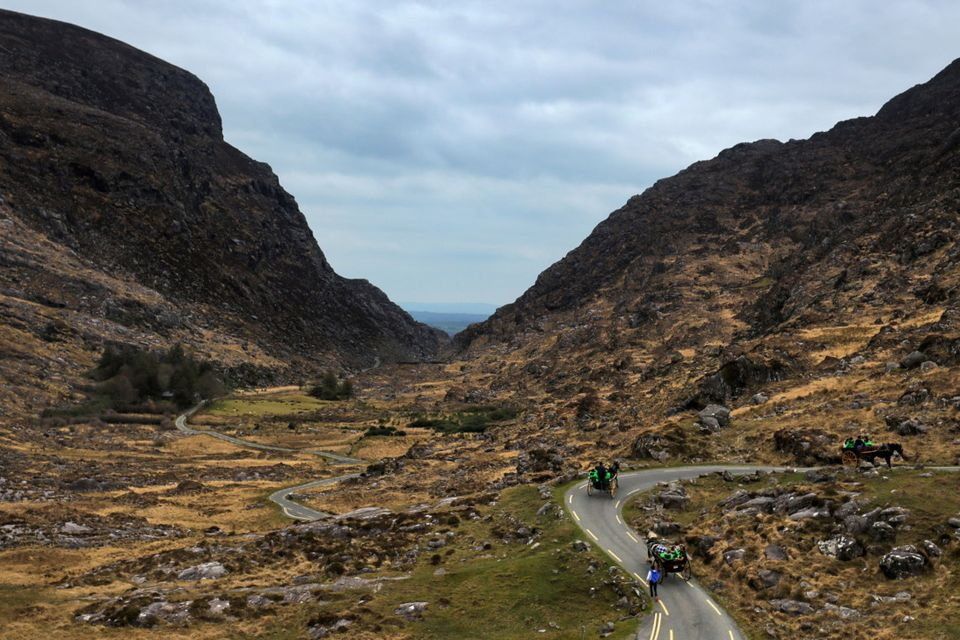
[789,507,831,521]
[900,351,931,370]
[770,599,814,615]
[818,535,865,561]
[698,405,731,428]
[764,544,788,561]
[395,601,429,620]
[738,496,776,513]
[869,521,896,542]
[880,546,927,579]
[656,484,689,510]
[891,419,928,436]
[723,548,746,565]
[177,561,227,581]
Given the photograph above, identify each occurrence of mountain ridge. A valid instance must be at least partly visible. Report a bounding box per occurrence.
[0,9,445,381]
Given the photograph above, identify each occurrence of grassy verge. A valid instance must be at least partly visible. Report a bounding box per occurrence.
[347,485,636,640]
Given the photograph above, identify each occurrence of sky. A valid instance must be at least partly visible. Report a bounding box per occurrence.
[6,1,960,306]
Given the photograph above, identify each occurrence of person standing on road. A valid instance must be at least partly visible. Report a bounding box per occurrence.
[647,567,661,599]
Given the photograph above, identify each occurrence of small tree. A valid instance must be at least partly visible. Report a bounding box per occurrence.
[309,372,354,400]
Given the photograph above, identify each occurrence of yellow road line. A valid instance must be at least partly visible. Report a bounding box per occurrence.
[705,598,723,616]
[669,629,674,640]
[567,494,572,504]
[572,511,581,522]
[728,630,735,640]
[615,514,623,525]
[615,499,622,508]
[648,612,661,640]
[685,579,694,588]
[586,529,598,541]
[627,530,639,543]
[608,549,622,563]
[633,571,649,586]
[659,599,670,616]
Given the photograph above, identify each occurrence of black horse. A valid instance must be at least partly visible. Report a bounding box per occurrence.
[858,443,907,468]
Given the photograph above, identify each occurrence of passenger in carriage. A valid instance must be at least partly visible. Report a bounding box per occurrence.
[594,462,608,489]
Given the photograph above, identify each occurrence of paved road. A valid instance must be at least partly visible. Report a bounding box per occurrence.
[175,405,363,521]
[566,466,792,640]
[174,405,362,464]
[268,474,360,520]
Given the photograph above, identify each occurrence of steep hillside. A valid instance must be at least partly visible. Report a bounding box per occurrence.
[452,59,960,466]
[0,9,444,415]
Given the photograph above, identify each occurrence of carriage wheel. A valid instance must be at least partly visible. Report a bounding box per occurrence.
[841,450,858,467]
[681,561,692,581]
[609,479,618,498]
[587,483,594,496]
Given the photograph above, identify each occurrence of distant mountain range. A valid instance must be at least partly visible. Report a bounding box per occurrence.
[399,302,499,315]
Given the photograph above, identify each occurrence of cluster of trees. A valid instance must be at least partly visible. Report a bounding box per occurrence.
[308,372,354,400]
[407,405,518,434]
[93,344,225,409]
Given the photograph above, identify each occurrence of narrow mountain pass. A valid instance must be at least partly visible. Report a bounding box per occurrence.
[565,466,792,640]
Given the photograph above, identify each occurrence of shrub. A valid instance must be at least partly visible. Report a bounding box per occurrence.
[308,372,354,400]
[91,344,225,409]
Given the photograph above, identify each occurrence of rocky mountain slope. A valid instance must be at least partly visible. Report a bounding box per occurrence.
[0,9,444,417]
[451,58,960,467]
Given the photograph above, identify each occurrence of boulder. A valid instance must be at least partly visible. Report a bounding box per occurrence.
[789,507,830,521]
[823,603,861,619]
[698,416,721,433]
[655,485,689,510]
[773,428,840,465]
[698,404,731,428]
[653,520,681,536]
[777,492,818,515]
[891,419,928,436]
[920,540,942,562]
[770,599,814,615]
[723,548,746,565]
[60,521,92,535]
[751,393,769,405]
[880,547,926,579]
[899,351,930,370]
[764,544,788,561]
[395,601,429,621]
[869,521,896,542]
[177,561,227,581]
[818,535,864,561]
[690,535,717,559]
[752,569,781,590]
[803,469,837,483]
[737,496,776,513]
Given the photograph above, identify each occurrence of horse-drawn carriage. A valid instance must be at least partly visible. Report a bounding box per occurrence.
[646,534,691,581]
[840,442,906,468]
[587,461,619,498]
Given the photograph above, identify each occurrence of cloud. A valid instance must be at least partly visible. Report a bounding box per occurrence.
[8,0,960,304]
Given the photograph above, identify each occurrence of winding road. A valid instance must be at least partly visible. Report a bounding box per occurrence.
[174,405,362,521]
[176,404,802,639]
[566,466,793,640]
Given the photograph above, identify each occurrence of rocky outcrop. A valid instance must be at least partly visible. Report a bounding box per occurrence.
[0,9,444,375]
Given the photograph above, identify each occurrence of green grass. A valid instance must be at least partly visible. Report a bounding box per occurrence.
[204,394,329,418]
[366,485,637,640]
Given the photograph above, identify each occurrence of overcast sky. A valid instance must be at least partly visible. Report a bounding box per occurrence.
[7,1,960,306]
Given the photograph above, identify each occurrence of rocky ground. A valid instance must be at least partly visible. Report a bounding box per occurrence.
[626,467,960,640]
